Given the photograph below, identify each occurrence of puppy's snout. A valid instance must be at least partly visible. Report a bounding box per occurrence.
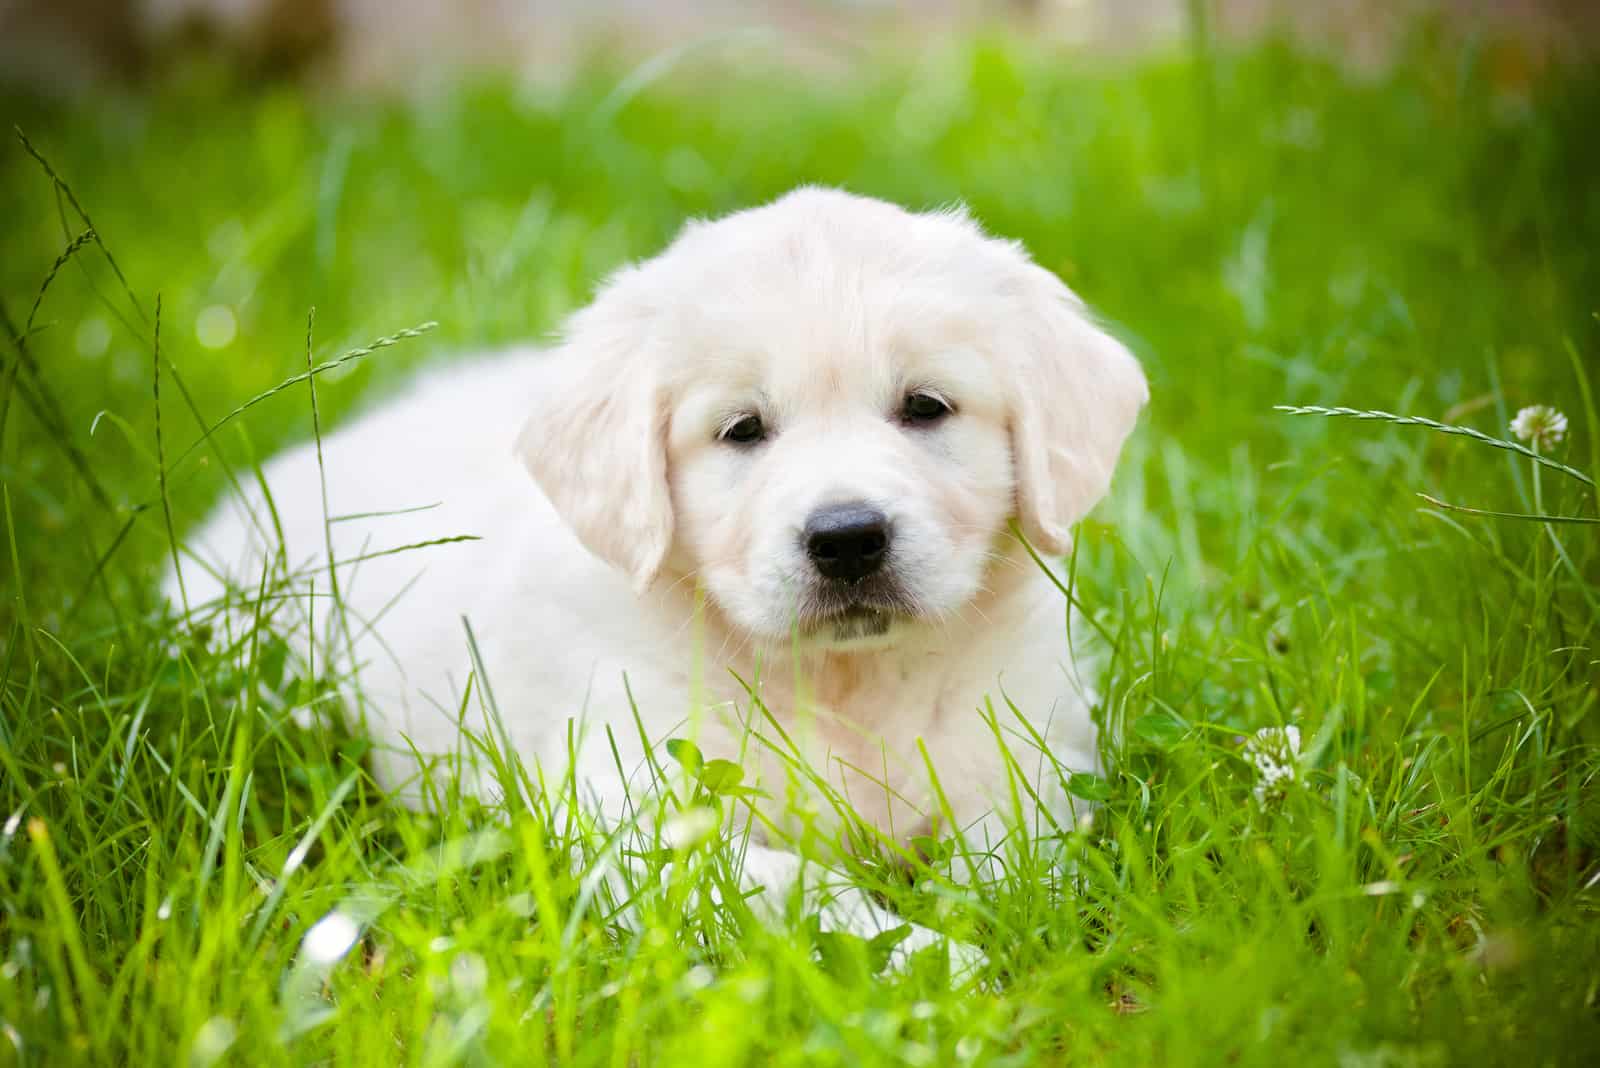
[804,504,890,582]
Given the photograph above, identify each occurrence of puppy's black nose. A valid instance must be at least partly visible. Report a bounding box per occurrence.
[804,504,890,582]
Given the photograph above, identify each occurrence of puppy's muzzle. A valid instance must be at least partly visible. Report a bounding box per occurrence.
[803,503,889,583]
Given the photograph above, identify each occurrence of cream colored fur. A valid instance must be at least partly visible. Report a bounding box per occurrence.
[169,187,1147,967]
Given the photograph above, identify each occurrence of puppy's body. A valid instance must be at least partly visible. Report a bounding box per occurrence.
[183,351,1093,838]
[175,189,1145,957]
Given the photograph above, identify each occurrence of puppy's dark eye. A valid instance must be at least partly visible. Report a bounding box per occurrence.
[902,391,952,425]
[719,414,766,445]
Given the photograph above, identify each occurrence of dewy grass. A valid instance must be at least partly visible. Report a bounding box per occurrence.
[3,29,1599,1067]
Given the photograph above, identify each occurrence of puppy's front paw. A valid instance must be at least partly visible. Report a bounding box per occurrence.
[819,898,987,982]
[885,921,986,981]
[943,933,988,981]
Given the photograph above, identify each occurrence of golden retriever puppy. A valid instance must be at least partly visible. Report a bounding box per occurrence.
[172,187,1147,965]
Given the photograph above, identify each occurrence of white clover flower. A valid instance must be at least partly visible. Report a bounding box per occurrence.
[1243,725,1302,806]
[1509,405,1568,451]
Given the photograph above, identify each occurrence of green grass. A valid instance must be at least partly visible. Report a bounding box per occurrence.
[3,27,1599,1067]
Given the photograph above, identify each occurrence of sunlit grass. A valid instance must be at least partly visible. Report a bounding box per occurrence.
[2,29,1598,1066]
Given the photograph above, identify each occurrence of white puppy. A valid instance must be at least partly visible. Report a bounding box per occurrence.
[172,187,1147,962]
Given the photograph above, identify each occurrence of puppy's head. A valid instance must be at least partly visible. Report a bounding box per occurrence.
[517,189,1146,647]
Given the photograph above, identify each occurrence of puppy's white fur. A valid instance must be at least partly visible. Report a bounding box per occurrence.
[172,188,1146,960]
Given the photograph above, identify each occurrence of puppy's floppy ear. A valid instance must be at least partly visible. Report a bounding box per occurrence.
[1006,264,1148,554]
[515,282,673,591]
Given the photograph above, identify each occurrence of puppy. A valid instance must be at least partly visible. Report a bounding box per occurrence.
[172,187,1147,963]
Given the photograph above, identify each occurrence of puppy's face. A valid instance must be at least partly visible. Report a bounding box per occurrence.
[663,284,1014,645]
[518,189,1147,648]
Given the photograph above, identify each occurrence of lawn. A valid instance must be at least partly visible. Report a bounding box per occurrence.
[2,23,1598,1067]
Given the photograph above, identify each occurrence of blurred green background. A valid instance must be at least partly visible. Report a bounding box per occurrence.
[4,11,1596,631]
[2,2,1599,1064]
